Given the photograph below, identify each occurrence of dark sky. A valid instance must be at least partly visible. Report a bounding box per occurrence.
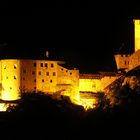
[0,2,140,73]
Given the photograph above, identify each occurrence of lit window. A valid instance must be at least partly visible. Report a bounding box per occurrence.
[39,71,41,75]
[32,71,35,75]
[46,72,49,76]
[14,64,17,69]
[53,72,56,76]
[45,63,48,67]
[33,62,36,67]
[50,80,52,83]
[51,64,54,68]
[40,63,43,67]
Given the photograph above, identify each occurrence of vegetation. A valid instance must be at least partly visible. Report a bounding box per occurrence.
[1,81,140,139]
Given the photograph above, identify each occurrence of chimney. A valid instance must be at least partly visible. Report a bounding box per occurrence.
[46,51,49,58]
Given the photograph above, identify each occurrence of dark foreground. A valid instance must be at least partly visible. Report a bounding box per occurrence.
[0,93,140,140]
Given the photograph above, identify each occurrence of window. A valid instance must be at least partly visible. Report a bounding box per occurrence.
[23,70,26,74]
[61,68,63,71]
[6,76,8,79]
[34,87,36,90]
[51,64,54,68]
[14,64,17,69]
[53,72,56,76]
[14,75,17,80]
[92,84,96,88]
[45,63,48,67]
[66,70,68,72]
[39,71,41,75]
[40,63,43,67]
[50,80,52,83]
[34,79,36,82]
[4,65,6,69]
[42,79,44,82]
[125,61,126,65]
[32,71,35,75]
[46,72,49,76]
[23,78,25,80]
[33,62,36,67]
[70,72,72,75]
[10,87,12,90]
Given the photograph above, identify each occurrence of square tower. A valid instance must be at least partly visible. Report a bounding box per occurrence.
[134,19,140,52]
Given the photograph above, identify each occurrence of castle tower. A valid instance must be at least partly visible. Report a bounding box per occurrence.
[134,19,140,52]
[1,60,21,101]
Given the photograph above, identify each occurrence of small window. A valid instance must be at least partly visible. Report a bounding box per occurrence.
[23,70,26,74]
[33,62,36,67]
[23,78,25,80]
[32,71,35,75]
[45,63,48,67]
[125,61,126,65]
[51,64,54,68]
[42,79,44,82]
[53,72,56,76]
[50,80,52,83]
[14,75,17,80]
[4,65,6,69]
[40,63,43,67]
[70,72,72,75]
[6,76,8,79]
[34,87,36,90]
[46,72,49,76]
[14,64,17,69]
[92,84,96,88]
[66,70,68,72]
[61,68,63,71]
[39,71,41,75]
[10,87,12,90]
[34,79,36,82]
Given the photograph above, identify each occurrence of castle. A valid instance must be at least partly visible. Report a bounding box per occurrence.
[0,19,140,105]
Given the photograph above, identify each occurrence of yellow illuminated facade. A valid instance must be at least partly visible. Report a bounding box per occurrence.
[0,19,140,111]
[134,20,140,52]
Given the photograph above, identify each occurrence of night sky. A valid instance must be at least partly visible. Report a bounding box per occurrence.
[0,2,140,73]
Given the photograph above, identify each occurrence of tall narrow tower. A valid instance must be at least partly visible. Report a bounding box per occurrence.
[134,19,140,52]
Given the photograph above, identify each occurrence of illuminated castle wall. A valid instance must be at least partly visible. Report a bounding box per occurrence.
[115,19,140,71]
[0,60,79,101]
[0,58,122,101]
[0,19,139,101]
